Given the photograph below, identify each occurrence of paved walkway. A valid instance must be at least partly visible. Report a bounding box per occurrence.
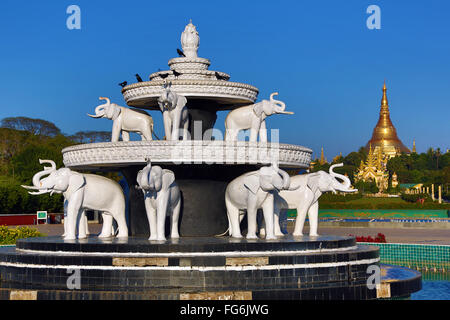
[9,223,450,245]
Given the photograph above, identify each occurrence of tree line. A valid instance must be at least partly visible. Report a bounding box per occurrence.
[0,116,111,214]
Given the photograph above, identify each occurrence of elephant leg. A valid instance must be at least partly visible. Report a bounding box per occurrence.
[171,113,181,141]
[307,201,319,236]
[261,196,276,240]
[249,120,261,143]
[225,197,242,238]
[77,210,87,239]
[246,204,258,239]
[144,197,158,240]
[121,131,130,142]
[273,205,284,237]
[156,196,169,241]
[113,211,128,238]
[99,214,113,238]
[141,128,152,141]
[182,116,189,141]
[163,112,172,140]
[111,124,121,142]
[293,204,309,236]
[259,120,268,143]
[170,199,181,239]
[64,193,83,240]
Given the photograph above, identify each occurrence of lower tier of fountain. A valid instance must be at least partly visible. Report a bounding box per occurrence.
[62,141,313,237]
[0,235,421,300]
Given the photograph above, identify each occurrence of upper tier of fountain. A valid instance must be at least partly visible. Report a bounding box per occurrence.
[121,20,259,111]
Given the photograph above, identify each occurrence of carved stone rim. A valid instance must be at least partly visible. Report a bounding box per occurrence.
[62,141,312,169]
[121,79,259,93]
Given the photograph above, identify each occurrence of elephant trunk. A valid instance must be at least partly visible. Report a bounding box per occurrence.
[329,163,352,190]
[32,160,56,188]
[87,97,110,118]
[270,92,293,115]
[278,169,291,190]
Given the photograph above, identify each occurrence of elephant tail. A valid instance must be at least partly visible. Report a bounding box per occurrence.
[215,194,234,237]
[151,125,161,140]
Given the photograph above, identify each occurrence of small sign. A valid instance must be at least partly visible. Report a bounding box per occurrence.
[37,211,48,224]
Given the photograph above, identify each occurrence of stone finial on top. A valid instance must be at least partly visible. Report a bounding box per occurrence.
[181,20,200,58]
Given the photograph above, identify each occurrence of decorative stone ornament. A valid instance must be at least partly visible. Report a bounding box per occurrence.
[181,20,200,58]
[87,97,154,142]
[225,163,291,240]
[22,159,128,240]
[136,160,181,241]
[157,82,189,140]
[274,163,358,237]
[224,92,294,142]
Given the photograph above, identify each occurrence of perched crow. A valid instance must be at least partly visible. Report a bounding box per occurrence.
[135,74,143,82]
[177,48,186,57]
[173,70,182,78]
[119,81,128,88]
[215,72,228,81]
[160,73,169,79]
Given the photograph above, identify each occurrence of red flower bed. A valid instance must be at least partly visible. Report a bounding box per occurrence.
[349,233,386,243]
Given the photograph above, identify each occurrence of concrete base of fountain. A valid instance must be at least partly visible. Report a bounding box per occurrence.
[0,235,421,300]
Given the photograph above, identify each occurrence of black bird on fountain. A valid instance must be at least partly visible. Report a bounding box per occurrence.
[135,74,143,82]
[160,73,169,80]
[215,72,228,81]
[177,48,186,57]
[119,81,128,88]
[173,70,182,78]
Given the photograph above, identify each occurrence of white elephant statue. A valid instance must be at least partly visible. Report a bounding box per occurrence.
[136,160,181,241]
[225,163,291,240]
[157,82,189,141]
[88,97,154,142]
[22,159,128,240]
[273,163,357,237]
[224,92,293,142]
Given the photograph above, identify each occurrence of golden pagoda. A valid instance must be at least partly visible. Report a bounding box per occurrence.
[366,81,410,158]
[318,147,327,165]
[412,139,417,153]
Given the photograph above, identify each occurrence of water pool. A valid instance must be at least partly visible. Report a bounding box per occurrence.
[410,271,450,300]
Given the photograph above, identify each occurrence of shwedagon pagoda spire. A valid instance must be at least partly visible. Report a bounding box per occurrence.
[366,81,410,158]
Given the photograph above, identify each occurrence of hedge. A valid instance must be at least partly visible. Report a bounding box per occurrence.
[0,225,46,245]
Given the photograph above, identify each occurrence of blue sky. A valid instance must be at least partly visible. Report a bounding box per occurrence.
[0,0,449,160]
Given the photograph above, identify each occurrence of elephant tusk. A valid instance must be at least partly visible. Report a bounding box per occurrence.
[277,111,294,115]
[87,113,103,118]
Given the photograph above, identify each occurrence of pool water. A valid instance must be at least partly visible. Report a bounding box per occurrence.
[410,271,450,300]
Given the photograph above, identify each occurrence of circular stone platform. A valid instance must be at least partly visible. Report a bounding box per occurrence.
[0,235,421,300]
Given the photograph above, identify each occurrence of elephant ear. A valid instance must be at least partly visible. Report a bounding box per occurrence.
[253,103,264,118]
[110,104,121,120]
[306,172,322,194]
[162,169,176,188]
[69,173,86,193]
[243,173,260,195]
[177,95,187,108]
[307,172,325,202]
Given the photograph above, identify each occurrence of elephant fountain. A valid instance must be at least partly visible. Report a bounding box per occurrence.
[88,97,154,142]
[22,159,128,240]
[136,160,181,241]
[273,163,357,237]
[225,163,291,239]
[224,92,294,142]
[157,81,189,141]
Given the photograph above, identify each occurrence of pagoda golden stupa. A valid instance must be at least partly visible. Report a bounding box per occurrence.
[365,81,410,158]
